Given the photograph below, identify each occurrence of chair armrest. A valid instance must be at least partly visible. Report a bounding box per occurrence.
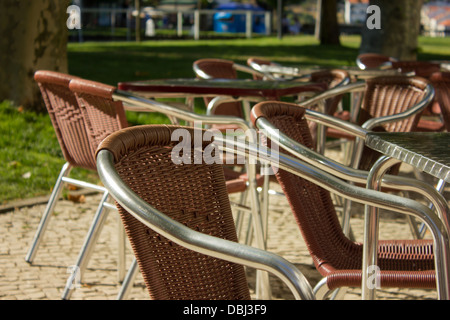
[96,149,316,300]
[113,90,254,133]
[252,116,449,213]
[300,81,366,109]
[259,65,300,78]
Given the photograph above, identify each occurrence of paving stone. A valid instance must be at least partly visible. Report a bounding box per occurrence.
[1,160,448,301]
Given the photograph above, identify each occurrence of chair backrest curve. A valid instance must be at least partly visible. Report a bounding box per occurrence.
[97,125,251,300]
[34,70,97,171]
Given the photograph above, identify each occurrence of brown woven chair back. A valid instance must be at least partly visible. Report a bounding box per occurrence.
[430,72,450,131]
[97,125,251,300]
[251,101,436,290]
[391,61,441,79]
[252,102,361,272]
[357,76,430,172]
[69,79,129,156]
[357,53,394,69]
[307,69,350,142]
[193,58,243,118]
[34,71,97,171]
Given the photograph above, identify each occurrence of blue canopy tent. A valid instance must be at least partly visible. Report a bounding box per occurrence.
[213,2,266,34]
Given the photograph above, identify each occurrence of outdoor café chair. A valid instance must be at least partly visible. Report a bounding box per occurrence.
[249,100,450,299]
[95,124,315,300]
[73,84,269,299]
[300,75,434,170]
[356,53,397,70]
[300,75,434,237]
[246,57,285,80]
[407,71,450,239]
[357,54,442,130]
[389,61,442,128]
[247,57,353,151]
[26,71,128,300]
[429,71,450,132]
[192,58,266,127]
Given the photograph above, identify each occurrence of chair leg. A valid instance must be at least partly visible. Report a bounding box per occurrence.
[117,215,127,283]
[61,191,111,300]
[407,178,446,239]
[116,257,139,300]
[260,166,271,241]
[234,189,249,239]
[25,162,72,264]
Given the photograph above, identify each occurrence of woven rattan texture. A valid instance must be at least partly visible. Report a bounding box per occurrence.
[69,79,129,157]
[252,101,437,290]
[35,71,97,171]
[246,58,272,80]
[99,125,251,300]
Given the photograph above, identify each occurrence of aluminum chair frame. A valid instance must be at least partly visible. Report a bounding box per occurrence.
[218,108,450,299]
[63,79,260,300]
[356,53,397,71]
[26,71,127,301]
[300,77,434,166]
[96,127,316,300]
[193,58,268,123]
[246,58,302,80]
[193,58,268,81]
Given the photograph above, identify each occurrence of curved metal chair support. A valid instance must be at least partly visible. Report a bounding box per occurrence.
[215,126,450,299]
[241,101,450,299]
[193,58,268,81]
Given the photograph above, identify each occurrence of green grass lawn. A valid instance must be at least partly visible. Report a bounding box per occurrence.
[1,34,449,203]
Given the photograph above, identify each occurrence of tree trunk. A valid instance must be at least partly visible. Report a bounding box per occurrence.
[360,0,424,60]
[316,0,341,46]
[0,0,69,111]
[135,0,141,42]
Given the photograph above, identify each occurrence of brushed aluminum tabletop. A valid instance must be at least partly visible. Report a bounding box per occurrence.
[365,132,450,183]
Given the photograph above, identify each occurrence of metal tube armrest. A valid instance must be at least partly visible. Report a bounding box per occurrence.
[214,137,450,299]
[303,108,368,140]
[300,81,366,108]
[113,90,252,133]
[233,63,270,79]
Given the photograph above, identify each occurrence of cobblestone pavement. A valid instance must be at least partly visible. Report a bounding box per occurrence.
[0,156,446,300]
